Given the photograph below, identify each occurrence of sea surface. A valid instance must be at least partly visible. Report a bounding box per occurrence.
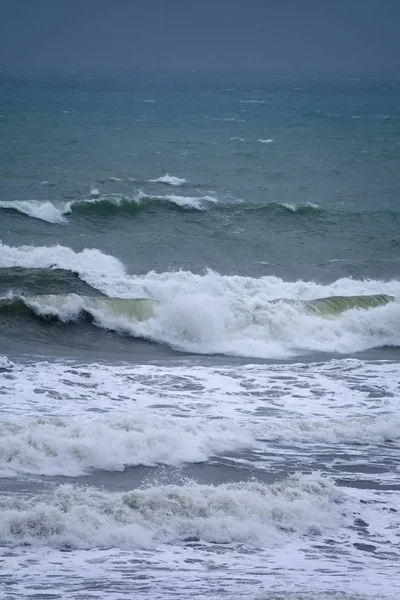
[0,70,400,599]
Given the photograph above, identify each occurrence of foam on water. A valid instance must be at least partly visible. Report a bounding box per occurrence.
[0,354,399,596]
[0,200,66,224]
[0,475,398,599]
[241,99,266,104]
[0,473,346,549]
[282,202,320,212]
[2,244,400,357]
[140,191,217,209]
[2,543,398,600]
[89,186,100,198]
[149,174,186,186]
[0,410,398,478]
[0,356,399,481]
[3,356,399,420]
[0,415,255,477]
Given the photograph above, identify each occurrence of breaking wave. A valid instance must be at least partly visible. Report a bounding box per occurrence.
[0,190,217,223]
[1,242,400,358]
[148,174,186,186]
[0,200,67,224]
[0,292,393,322]
[0,409,398,478]
[0,473,346,549]
[0,415,254,477]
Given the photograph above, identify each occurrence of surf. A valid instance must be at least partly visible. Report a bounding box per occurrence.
[0,190,217,223]
[0,291,397,358]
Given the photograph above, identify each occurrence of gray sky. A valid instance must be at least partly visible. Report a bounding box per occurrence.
[0,0,399,72]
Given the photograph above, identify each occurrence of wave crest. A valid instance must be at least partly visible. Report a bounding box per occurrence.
[148,174,186,186]
[0,190,217,223]
[2,244,400,358]
[0,473,344,549]
[0,289,397,358]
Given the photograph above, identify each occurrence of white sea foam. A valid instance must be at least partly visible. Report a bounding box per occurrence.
[0,473,346,549]
[0,355,14,370]
[0,200,66,224]
[282,202,320,211]
[89,187,100,198]
[136,191,217,209]
[2,244,400,357]
[241,100,266,104]
[258,138,274,143]
[149,174,186,186]
[0,410,398,478]
[162,194,216,209]
[0,356,399,482]
[0,415,255,477]
[0,243,127,295]
[2,538,398,600]
[0,356,392,420]
[2,497,398,600]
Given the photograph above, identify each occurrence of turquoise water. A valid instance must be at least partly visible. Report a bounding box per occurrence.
[1,73,400,282]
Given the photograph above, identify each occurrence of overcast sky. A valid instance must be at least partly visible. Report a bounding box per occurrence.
[0,0,399,73]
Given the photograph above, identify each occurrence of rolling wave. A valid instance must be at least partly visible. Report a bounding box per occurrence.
[1,195,319,224]
[0,414,252,477]
[0,473,344,549]
[0,295,156,322]
[0,293,393,321]
[243,201,322,215]
[0,200,68,224]
[0,408,398,478]
[2,243,400,358]
[0,190,217,223]
[304,293,393,315]
[0,290,396,358]
[3,194,400,226]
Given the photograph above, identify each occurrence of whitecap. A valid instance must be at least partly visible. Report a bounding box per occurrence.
[240,100,266,104]
[0,473,346,549]
[0,200,66,224]
[149,174,186,186]
[89,187,100,198]
[3,245,400,358]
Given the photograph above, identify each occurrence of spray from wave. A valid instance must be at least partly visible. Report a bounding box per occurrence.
[2,243,400,358]
[0,200,68,224]
[0,473,345,549]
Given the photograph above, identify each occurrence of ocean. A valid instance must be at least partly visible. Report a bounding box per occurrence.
[0,70,399,599]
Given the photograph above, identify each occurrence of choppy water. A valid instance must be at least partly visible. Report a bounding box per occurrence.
[0,70,400,599]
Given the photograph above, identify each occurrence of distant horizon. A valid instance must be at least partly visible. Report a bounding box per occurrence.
[1,65,399,78]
